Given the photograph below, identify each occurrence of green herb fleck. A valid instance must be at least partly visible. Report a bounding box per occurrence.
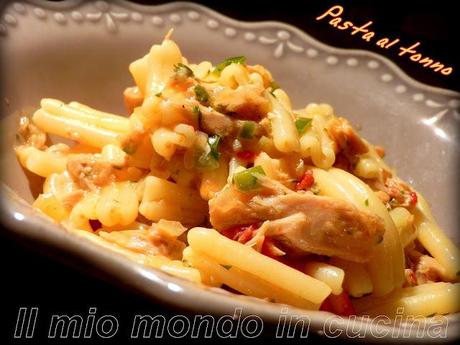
[220,264,232,270]
[122,142,136,155]
[192,105,202,128]
[212,56,246,76]
[311,185,320,195]
[233,165,266,191]
[208,134,221,161]
[364,199,369,207]
[215,104,226,113]
[295,117,313,134]
[196,134,221,170]
[182,259,192,268]
[174,63,194,78]
[155,92,162,97]
[269,80,280,91]
[239,121,257,139]
[194,85,210,104]
[197,153,219,170]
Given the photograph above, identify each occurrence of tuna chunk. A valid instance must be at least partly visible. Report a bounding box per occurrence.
[17,116,47,149]
[327,117,368,156]
[199,106,234,136]
[211,85,269,121]
[209,186,385,262]
[67,154,115,190]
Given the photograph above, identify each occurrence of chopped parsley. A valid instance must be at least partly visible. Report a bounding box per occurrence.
[194,85,210,104]
[269,80,280,96]
[233,166,266,191]
[364,199,369,207]
[220,264,232,270]
[173,63,194,78]
[208,134,221,161]
[122,142,136,155]
[269,80,280,91]
[196,134,221,170]
[181,259,192,267]
[212,56,246,76]
[310,185,320,195]
[295,117,313,134]
[192,105,202,128]
[239,121,257,139]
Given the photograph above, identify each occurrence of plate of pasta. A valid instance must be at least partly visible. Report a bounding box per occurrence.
[1,1,459,341]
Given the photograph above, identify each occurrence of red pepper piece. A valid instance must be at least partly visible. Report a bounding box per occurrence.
[320,292,355,316]
[295,170,315,191]
[236,150,258,162]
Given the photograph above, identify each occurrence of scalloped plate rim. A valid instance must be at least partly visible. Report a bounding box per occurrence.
[3,0,458,98]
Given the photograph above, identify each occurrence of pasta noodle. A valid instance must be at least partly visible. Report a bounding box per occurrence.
[13,35,459,319]
[312,167,405,296]
[187,227,331,305]
[330,258,374,297]
[414,194,460,281]
[353,282,460,317]
[267,92,300,153]
[33,109,120,148]
[183,247,319,309]
[139,176,207,225]
[303,262,345,295]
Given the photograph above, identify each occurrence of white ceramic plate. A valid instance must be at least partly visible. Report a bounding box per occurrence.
[1,1,459,342]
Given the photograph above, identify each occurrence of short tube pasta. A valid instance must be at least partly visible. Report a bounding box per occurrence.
[303,262,345,295]
[414,194,460,281]
[353,282,460,317]
[187,227,331,304]
[139,176,207,226]
[330,258,373,297]
[267,92,300,153]
[16,146,66,177]
[33,109,120,148]
[42,98,130,134]
[183,247,319,309]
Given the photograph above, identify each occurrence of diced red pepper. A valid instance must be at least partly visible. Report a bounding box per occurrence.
[320,292,355,316]
[221,223,259,244]
[236,150,258,162]
[261,237,279,258]
[409,191,418,206]
[319,298,334,313]
[295,170,314,191]
[237,227,254,243]
[221,225,241,240]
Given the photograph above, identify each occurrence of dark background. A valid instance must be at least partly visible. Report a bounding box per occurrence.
[1,0,459,344]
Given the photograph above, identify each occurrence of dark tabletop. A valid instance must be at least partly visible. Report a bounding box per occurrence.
[0,1,458,344]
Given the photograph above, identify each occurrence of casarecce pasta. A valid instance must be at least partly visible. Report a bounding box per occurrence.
[14,32,459,318]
